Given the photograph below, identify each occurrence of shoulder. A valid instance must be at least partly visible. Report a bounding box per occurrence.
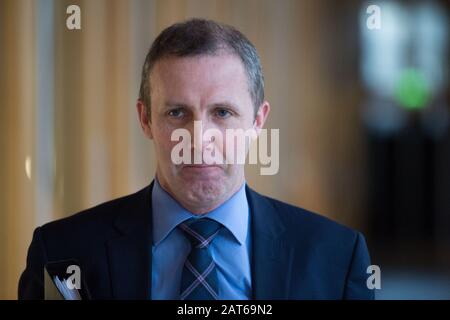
[38,185,149,245]
[248,189,374,299]
[247,187,362,248]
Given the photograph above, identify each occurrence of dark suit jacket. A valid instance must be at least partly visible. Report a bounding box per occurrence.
[19,181,375,299]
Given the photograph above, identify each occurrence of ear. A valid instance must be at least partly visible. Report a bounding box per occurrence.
[136,100,153,140]
[253,101,270,136]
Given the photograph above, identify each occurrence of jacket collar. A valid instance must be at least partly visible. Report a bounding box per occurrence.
[106,181,153,299]
[246,185,295,299]
[105,181,295,299]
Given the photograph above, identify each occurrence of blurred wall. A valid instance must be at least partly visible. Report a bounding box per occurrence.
[0,0,367,299]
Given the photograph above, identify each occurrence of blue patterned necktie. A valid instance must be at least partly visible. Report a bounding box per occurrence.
[179,218,222,300]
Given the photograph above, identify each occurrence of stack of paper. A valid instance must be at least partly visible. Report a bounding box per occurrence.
[52,276,82,300]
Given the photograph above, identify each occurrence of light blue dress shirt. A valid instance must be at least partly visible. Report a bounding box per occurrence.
[151,179,252,300]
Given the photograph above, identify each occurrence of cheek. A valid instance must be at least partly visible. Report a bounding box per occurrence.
[152,123,178,153]
[219,121,255,158]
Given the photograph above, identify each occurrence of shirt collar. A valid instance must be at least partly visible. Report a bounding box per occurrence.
[151,178,249,247]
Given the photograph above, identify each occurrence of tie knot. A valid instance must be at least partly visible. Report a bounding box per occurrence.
[179,218,222,248]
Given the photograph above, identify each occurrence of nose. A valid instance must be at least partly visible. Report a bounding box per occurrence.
[191,119,214,151]
[189,116,222,165]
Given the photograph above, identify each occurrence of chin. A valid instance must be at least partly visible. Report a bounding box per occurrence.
[183,178,226,205]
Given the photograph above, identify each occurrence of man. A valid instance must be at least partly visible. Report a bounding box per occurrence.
[19,19,374,300]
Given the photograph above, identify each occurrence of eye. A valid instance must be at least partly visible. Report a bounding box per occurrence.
[167,108,185,118]
[215,108,232,119]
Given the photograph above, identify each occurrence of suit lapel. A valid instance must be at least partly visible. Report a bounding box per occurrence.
[246,186,295,299]
[104,182,295,299]
[106,182,154,299]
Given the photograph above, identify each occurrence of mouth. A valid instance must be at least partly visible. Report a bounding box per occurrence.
[180,163,226,174]
[182,164,223,169]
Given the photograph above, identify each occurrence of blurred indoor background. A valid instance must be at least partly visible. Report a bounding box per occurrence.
[0,0,449,299]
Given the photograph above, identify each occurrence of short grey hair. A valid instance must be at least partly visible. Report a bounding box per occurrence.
[138,18,265,119]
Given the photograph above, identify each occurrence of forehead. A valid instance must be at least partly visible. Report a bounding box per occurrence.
[149,53,251,103]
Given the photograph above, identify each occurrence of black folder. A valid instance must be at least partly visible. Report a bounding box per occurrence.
[44,259,91,300]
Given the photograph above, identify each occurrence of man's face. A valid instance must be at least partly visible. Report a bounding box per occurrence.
[137,53,269,214]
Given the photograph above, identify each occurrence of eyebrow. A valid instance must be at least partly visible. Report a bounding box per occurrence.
[210,101,239,110]
[164,101,239,110]
[164,102,191,109]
